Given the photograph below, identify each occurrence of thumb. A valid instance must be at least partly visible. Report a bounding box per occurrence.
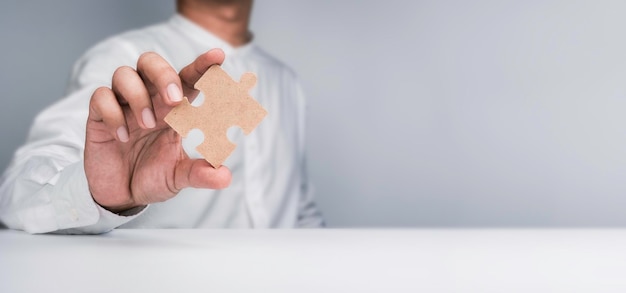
[174,159,232,190]
[178,49,226,101]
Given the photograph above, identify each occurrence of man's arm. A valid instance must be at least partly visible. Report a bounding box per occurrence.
[0,86,147,234]
[0,40,145,234]
[0,40,231,233]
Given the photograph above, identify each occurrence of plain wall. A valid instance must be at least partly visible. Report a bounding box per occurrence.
[2,0,626,227]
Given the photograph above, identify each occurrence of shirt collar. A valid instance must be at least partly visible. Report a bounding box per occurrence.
[169,13,254,57]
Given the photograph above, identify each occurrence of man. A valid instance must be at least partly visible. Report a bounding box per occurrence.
[0,0,324,233]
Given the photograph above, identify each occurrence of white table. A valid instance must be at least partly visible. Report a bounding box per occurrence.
[2,229,626,292]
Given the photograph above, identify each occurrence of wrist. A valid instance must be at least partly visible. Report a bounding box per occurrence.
[101,203,143,215]
[92,195,140,214]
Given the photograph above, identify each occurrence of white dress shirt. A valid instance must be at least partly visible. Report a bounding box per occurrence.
[0,14,324,233]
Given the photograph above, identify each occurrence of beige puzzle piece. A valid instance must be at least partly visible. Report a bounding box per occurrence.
[164,65,268,168]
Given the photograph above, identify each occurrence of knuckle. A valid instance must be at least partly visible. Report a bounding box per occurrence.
[113,66,135,79]
[137,51,159,67]
[89,87,122,121]
[91,87,112,104]
[137,52,175,80]
[112,66,139,92]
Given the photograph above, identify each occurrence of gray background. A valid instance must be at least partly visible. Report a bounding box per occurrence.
[2,0,626,227]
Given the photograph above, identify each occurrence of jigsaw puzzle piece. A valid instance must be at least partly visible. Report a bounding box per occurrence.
[164,65,267,168]
[163,97,194,137]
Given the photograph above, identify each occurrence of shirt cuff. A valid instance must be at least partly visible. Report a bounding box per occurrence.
[76,203,147,234]
[50,161,146,234]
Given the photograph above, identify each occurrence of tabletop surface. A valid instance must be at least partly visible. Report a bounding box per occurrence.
[2,228,626,293]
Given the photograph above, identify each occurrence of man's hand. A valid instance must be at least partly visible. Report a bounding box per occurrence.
[85,49,232,213]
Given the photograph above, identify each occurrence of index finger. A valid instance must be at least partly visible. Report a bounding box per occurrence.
[179,49,226,101]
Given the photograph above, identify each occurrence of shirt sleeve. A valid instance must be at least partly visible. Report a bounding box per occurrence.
[292,80,325,228]
[0,38,145,234]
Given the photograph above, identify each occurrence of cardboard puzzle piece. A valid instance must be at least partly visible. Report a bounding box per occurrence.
[164,65,267,168]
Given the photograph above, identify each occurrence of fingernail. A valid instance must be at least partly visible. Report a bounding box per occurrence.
[117,126,129,142]
[142,108,156,128]
[167,83,182,102]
